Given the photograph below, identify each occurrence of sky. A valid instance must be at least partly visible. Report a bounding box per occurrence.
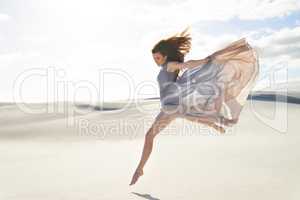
[0,0,299,103]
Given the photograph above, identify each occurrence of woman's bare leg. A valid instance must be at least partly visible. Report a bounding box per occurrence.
[129,108,234,185]
[129,111,177,186]
[225,98,242,124]
[181,115,225,134]
[182,106,235,128]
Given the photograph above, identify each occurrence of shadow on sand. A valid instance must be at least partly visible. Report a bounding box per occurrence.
[131,192,160,200]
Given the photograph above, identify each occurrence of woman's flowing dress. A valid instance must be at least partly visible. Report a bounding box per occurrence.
[156,38,259,124]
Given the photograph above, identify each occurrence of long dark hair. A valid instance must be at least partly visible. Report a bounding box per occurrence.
[151,27,192,76]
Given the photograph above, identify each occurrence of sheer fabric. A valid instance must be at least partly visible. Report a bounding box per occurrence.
[156,38,259,122]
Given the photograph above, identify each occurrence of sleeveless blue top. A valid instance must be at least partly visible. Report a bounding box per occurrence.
[156,61,180,107]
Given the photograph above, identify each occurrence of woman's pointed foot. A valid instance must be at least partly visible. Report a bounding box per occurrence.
[219,117,238,127]
[211,123,225,134]
[129,169,144,186]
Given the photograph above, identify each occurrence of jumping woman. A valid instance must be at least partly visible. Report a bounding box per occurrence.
[129,27,259,186]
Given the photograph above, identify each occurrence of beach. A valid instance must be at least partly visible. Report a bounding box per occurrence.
[0,89,299,199]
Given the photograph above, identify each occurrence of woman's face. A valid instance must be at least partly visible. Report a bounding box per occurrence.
[152,52,167,66]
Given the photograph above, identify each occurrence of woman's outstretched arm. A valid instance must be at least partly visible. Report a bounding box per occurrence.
[167,57,211,72]
[129,111,177,186]
[179,57,211,70]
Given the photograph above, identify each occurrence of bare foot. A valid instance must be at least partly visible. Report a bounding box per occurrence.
[228,118,238,124]
[219,117,238,127]
[214,125,225,134]
[211,123,225,134]
[223,118,238,126]
[129,168,144,186]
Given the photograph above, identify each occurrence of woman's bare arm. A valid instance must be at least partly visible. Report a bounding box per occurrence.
[181,57,211,69]
[167,57,211,72]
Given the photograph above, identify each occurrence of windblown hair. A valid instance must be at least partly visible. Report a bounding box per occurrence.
[152,27,192,75]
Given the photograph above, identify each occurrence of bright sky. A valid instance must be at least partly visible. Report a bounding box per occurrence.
[0,0,300,103]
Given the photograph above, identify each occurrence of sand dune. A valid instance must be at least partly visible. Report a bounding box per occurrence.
[0,87,299,199]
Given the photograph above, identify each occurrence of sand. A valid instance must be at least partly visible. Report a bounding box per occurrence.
[0,90,300,199]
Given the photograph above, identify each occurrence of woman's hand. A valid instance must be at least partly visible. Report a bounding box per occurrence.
[167,56,211,72]
[129,168,144,186]
[178,57,211,70]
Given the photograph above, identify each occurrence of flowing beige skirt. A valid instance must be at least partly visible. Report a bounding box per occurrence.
[158,38,260,124]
